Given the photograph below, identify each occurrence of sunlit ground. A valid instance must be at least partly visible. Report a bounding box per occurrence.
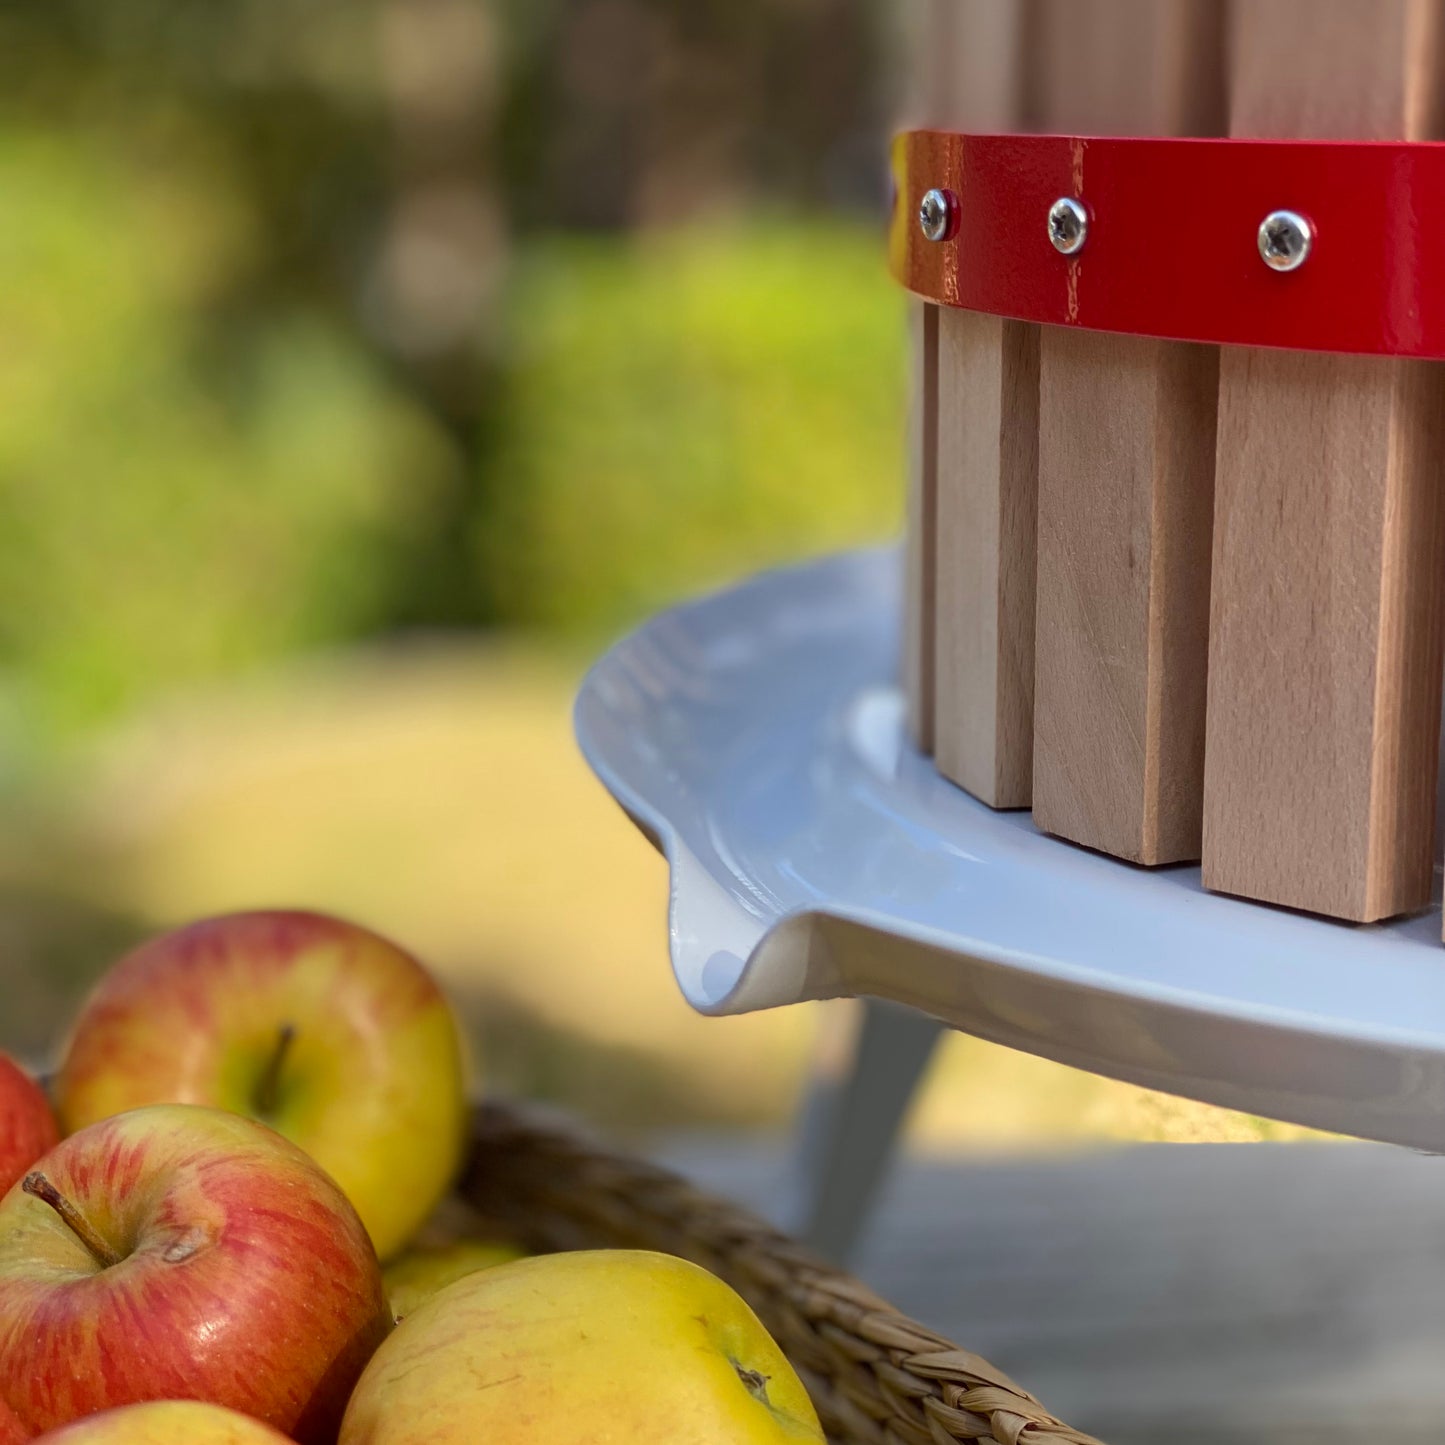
[0,641,1327,1149]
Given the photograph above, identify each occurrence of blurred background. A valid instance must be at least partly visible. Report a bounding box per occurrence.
[0,0,1317,1150]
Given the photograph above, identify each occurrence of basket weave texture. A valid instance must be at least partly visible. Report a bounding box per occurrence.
[464,1102,1104,1445]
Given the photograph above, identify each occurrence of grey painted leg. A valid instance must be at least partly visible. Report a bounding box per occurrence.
[793,998,945,1265]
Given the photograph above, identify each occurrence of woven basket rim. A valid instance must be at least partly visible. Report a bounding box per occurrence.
[463,1098,1106,1445]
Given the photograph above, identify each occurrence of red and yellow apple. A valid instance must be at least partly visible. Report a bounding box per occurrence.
[382,1238,526,1320]
[34,1402,294,1444]
[0,1104,391,1443]
[0,1054,58,1199]
[55,909,468,1258]
[341,1249,825,1444]
[0,1396,25,1445]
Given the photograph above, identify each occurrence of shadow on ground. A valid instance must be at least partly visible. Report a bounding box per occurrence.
[452,981,785,1137]
[0,886,150,1062]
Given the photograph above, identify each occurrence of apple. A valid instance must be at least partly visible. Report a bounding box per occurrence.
[33,1402,294,1444]
[0,1054,58,1199]
[341,1249,825,1445]
[0,1104,391,1444]
[383,1238,526,1321]
[55,909,468,1259]
[0,1396,25,1445]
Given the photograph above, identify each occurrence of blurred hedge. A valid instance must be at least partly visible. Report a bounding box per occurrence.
[0,127,455,741]
[479,223,905,633]
[0,121,902,746]
[0,1,906,750]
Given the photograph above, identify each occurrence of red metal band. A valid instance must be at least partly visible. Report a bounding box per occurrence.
[890,130,1445,358]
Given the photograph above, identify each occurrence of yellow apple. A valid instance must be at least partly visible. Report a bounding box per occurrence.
[382,1239,526,1321]
[34,1401,293,1443]
[342,1249,825,1445]
[54,910,467,1259]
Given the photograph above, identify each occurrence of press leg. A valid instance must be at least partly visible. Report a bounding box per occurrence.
[793,999,944,1265]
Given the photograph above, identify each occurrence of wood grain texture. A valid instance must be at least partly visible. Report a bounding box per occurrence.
[927,0,1037,807]
[904,302,939,753]
[920,0,1024,135]
[1027,0,1225,864]
[897,1,945,754]
[934,310,1040,804]
[1035,333,1217,861]
[1021,0,1225,137]
[902,0,1018,758]
[1203,0,1445,922]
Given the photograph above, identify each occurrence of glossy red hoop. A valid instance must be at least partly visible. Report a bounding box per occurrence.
[890,130,1445,358]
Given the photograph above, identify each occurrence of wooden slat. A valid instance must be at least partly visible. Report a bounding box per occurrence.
[899,0,941,754]
[919,0,1024,135]
[1033,332,1218,862]
[904,302,939,753]
[905,0,1004,758]
[1202,0,1445,923]
[934,311,1039,804]
[930,0,1036,807]
[1027,0,1225,864]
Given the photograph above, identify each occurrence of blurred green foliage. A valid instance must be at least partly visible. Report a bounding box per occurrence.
[0,126,454,739]
[480,224,904,631]
[0,2,902,746]
[0,125,902,738]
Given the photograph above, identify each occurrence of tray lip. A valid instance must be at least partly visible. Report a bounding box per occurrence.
[574,546,1445,1148]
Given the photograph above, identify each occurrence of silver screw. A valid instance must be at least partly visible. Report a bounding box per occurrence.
[919,188,955,243]
[1047,197,1088,255]
[1258,210,1313,272]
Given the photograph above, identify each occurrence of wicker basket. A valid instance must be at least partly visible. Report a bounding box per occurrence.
[464,1102,1102,1445]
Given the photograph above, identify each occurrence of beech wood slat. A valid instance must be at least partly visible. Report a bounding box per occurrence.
[1203,0,1445,923]
[900,2,940,753]
[928,0,1037,806]
[904,301,939,754]
[1026,0,1225,864]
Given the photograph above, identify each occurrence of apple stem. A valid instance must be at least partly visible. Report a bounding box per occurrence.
[254,1022,297,1118]
[22,1173,122,1269]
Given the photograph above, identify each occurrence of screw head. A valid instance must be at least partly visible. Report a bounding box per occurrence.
[1258,210,1313,272]
[919,188,955,243]
[1047,197,1088,256]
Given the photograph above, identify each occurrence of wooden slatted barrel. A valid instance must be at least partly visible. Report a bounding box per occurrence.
[902,0,1445,932]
